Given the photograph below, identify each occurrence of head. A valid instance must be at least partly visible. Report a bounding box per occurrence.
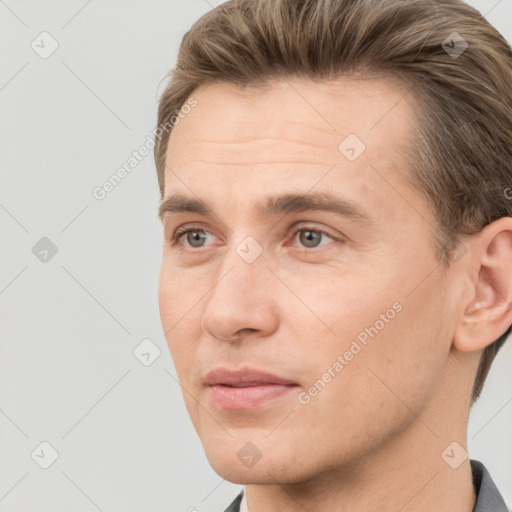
[155,0,512,483]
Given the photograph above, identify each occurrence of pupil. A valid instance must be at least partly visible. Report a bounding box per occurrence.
[300,230,320,248]
[188,230,206,247]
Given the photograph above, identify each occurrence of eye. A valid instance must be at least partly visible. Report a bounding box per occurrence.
[175,226,213,248]
[291,227,337,248]
[171,225,340,251]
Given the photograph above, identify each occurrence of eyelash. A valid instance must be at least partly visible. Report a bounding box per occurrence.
[171,224,341,252]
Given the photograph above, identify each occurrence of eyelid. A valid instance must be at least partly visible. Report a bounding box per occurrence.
[173,224,214,245]
[289,223,342,243]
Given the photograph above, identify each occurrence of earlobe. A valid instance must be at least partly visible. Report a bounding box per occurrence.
[453,218,512,353]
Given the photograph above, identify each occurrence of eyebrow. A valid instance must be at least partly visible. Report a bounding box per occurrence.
[158,192,372,224]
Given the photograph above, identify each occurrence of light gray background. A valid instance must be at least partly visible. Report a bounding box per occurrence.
[1,1,511,511]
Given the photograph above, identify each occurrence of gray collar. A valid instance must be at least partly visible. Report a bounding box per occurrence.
[471,459,509,512]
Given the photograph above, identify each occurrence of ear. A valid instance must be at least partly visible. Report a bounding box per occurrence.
[453,217,512,352]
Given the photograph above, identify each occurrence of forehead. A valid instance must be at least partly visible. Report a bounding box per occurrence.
[162,76,426,219]
[166,76,415,169]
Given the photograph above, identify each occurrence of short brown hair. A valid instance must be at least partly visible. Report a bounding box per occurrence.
[154,0,512,405]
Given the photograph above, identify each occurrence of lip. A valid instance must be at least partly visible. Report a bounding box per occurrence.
[204,367,299,410]
[204,367,298,387]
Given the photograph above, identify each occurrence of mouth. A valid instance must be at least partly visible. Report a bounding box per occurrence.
[204,367,299,410]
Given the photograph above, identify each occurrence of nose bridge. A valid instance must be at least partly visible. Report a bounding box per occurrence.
[210,233,268,304]
[201,233,275,340]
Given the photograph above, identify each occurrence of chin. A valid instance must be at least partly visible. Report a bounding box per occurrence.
[212,464,270,485]
[201,436,310,485]
[208,457,298,485]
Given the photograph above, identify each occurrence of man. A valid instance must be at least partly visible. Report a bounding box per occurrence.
[154,0,512,510]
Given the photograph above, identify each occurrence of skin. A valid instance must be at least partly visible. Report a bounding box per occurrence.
[158,77,512,512]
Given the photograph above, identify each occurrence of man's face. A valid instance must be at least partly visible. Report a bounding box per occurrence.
[158,77,460,483]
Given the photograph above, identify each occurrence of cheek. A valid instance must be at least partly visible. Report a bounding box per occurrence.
[158,260,205,329]
[280,271,448,464]
[287,260,448,405]
[158,265,202,373]
[280,264,401,347]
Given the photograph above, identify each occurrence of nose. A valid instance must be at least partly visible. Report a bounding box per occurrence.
[200,243,278,342]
